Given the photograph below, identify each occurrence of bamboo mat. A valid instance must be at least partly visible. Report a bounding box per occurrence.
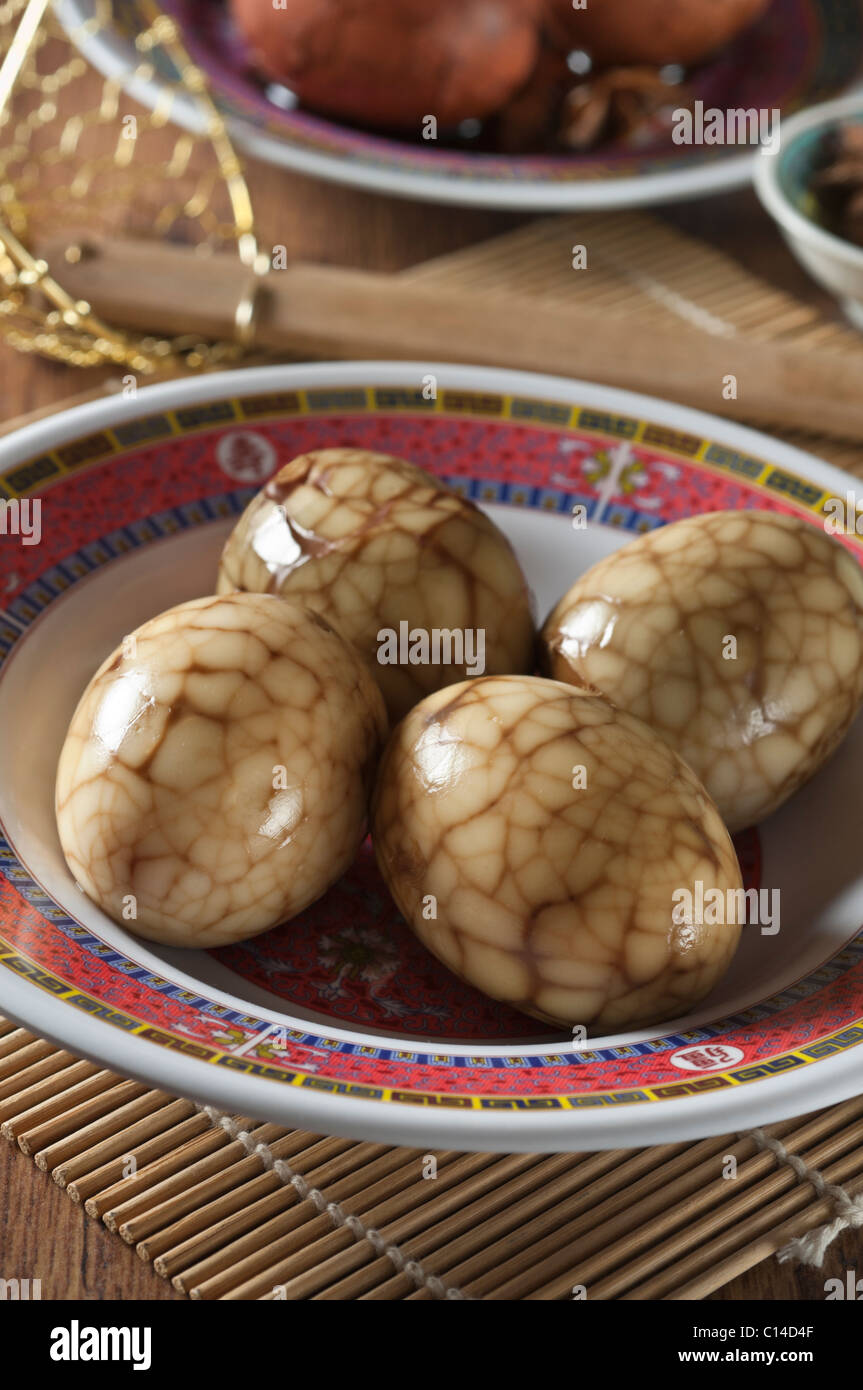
[5,211,863,1300]
[4,1015,863,1299]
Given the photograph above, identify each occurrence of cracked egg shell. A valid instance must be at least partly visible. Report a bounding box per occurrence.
[230,0,542,130]
[372,675,742,1032]
[55,593,387,949]
[540,510,863,833]
[543,0,770,67]
[217,447,536,724]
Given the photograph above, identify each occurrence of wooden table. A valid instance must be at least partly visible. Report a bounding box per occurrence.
[0,143,857,1300]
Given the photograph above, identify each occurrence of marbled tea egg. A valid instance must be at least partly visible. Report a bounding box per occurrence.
[56,593,387,948]
[540,510,863,832]
[372,675,743,1032]
[217,448,536,723]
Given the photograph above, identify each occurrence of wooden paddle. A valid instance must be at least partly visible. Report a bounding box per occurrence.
[40,233,863,441]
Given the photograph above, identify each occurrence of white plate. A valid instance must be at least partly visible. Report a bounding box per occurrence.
[1,361,863,1150]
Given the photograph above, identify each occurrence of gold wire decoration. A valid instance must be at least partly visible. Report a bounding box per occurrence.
[0,0,266,373]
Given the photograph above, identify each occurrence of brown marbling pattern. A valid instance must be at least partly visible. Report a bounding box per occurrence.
[217,448,536,722]
[56,593,387,948]
[541,510,863,832]
[372,675,742,1032]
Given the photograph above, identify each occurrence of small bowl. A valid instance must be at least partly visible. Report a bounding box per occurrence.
[754,92,863,329]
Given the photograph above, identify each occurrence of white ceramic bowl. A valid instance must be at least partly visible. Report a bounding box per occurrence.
[755,92,863,328]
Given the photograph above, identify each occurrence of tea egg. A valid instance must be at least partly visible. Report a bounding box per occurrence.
[372,675,743,1032]
[56,593,387,948]
[217,448,536,723]
[231,0,542,129]
[541,510,863,832]
[544,0,770,67]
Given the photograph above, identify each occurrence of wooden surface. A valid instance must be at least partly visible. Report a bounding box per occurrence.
[1,95,860,1299]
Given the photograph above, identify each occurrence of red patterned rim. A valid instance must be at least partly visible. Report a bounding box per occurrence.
[1,369,863,1124]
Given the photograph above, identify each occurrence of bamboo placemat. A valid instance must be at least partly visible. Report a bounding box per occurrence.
[5,211,863,1300]
[4,1015,863,1299]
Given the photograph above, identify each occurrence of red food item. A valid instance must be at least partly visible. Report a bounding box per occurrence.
[231,0,544,129]
[544,0,771,68]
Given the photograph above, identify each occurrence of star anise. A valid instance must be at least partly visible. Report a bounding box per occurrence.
[559,67,690,152]
[811,123,863,248]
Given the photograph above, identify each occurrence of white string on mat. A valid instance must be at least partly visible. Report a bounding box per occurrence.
[194,1105,863,1290]
[196,1104,469,1300]
[743,1126,863,1267]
